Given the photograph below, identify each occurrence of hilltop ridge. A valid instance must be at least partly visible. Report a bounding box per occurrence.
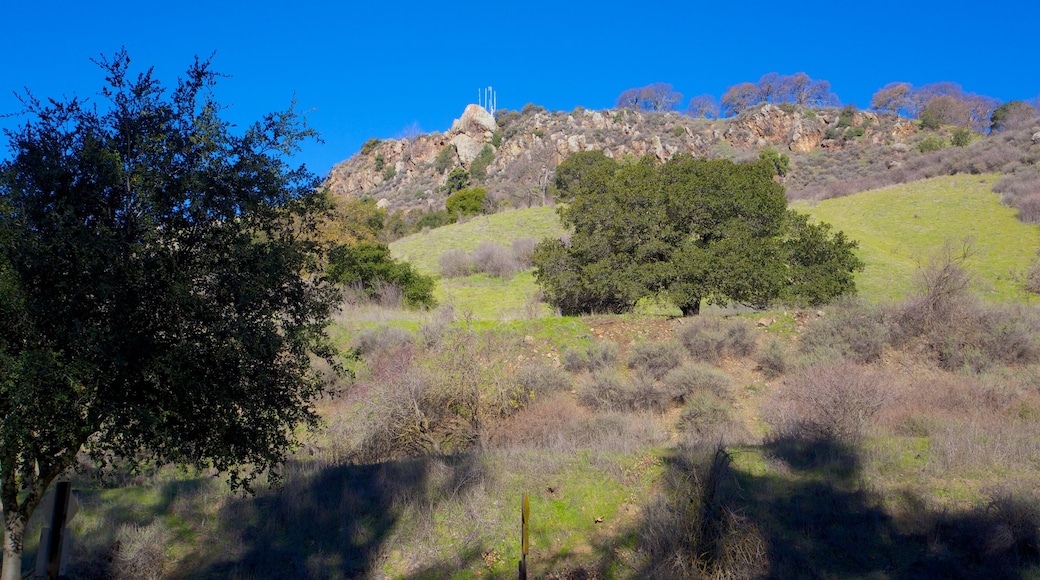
[325,102,919,214]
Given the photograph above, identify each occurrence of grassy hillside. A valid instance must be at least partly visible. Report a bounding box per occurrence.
[391,206,565,319]
[793,174,1040,303]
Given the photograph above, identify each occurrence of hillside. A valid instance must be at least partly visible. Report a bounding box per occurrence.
[326,103,916,214]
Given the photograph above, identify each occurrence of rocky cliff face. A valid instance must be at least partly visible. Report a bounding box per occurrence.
[325,103,915,214]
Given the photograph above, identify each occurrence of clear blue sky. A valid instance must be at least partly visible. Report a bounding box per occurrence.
[3,0,1038,179]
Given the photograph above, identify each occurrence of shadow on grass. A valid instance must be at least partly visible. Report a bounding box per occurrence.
[179,453,489,579]
[585,434,1040,579]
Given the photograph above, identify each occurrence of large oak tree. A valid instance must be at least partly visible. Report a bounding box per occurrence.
[533,153,862,316]
[0,52,340,578]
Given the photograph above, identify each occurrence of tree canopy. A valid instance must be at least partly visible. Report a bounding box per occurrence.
[0,51,340,578]
[532,153,862,316]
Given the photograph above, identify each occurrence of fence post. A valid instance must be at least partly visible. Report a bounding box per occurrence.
[519,492,529,580]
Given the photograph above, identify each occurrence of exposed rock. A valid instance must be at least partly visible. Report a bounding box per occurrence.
[450,104,497,137]
[891,121,916,141]
[1033,131,1040,144]
[450,133,483,166]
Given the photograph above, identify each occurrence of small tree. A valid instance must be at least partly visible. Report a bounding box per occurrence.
[446,187,487,219]
[0,52,341,578]
[326,241,435,308]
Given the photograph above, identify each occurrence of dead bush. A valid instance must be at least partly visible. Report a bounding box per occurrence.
[471,241,522,278]
[438,249,473,278]
[677,391,734,442]
[767,360,895,443]
[627,340,684,380]
[627,371,673,413]
[678,315,757,362]
[355,325,414,356]
[112,519,171,580]
[511,237,537,268]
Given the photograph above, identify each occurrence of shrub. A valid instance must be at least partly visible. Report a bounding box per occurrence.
[446,186,486,218]
[673,125,686,137]
[767,360,894,443]
[627,371,672,412]
[756,338,790,378]
[952,127,972,147]
[360,138,381,155]
[382,165,396,180]
[836,105,856,128]
[843,126,865,140]
[577,368,629,411]
[471,242,521,278]
[678,315,757,362]
[374,153,385,171]
[514,361,571,399]
[918,135,946,153]
[355,325,414,356]
[627,340,685,380]
[678,391,733,440]
[586,340,619,371]
[469,144,495,182]
[663,363,732,402]
[800,300,888,364]
[438,249,473,278]
[434,145,455,174]
[512,237,537,268]
[112,520,171,580]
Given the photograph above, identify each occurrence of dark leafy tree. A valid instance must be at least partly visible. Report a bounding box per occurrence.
[549,150,618,203]
[443,166,469,194]
[990,100,1039,131]
[533,154,862,316]
[326,241,435,308]
[0,51,341,578]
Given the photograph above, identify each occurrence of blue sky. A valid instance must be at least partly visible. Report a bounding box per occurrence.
[3,0,1038,178]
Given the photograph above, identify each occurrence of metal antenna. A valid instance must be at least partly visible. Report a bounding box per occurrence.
[478,86,497,118]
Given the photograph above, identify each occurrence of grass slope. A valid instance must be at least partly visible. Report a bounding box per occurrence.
[793,173,1039,303]
[391,206,566,319]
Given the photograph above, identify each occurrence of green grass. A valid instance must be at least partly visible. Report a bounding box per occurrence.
[391,206,565,277]
[792,174,1040,303]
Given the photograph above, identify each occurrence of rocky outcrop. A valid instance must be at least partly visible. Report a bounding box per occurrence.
[325,103,915,213]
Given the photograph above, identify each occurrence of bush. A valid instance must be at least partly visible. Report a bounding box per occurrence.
[918,135,946,153]
[843,126,865,140]
[374,153,385,171]
[577,368,629,411]
[434,145,455,174]
[469,144,495,182]
[360,138,381,155]
[678,391,733,439]
[443,167,470,194]
[800,301,888,364]
[512,237,537,268]
[438,249,473,278]
[952,127,973,147]
[446,187,486,218]
[515,361,571,399]
[471,242,521,278]
[756,338,790,378]
[355,325,414,356]
[627,340,685,380]
[113,520,171,580]
[627,371,672,412]
[663,363,732,402]
[678,316,757,362]
[767,360,894,443]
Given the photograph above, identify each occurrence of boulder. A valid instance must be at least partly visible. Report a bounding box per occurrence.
[450,133,482,165]
[449,104,497,137]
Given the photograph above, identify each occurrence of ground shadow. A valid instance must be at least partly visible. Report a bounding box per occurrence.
[179,453,489,578]
[586,434,1040,579]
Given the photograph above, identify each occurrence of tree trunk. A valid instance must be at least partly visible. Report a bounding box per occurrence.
[681,298,701,317]
[1,511,25,580]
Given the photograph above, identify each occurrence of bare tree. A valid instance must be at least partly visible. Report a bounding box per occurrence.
[686,94,721,119]
[871,82,913,116]
[640,82,683,111]
[721,82,760,116]
[616,87,641,109]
